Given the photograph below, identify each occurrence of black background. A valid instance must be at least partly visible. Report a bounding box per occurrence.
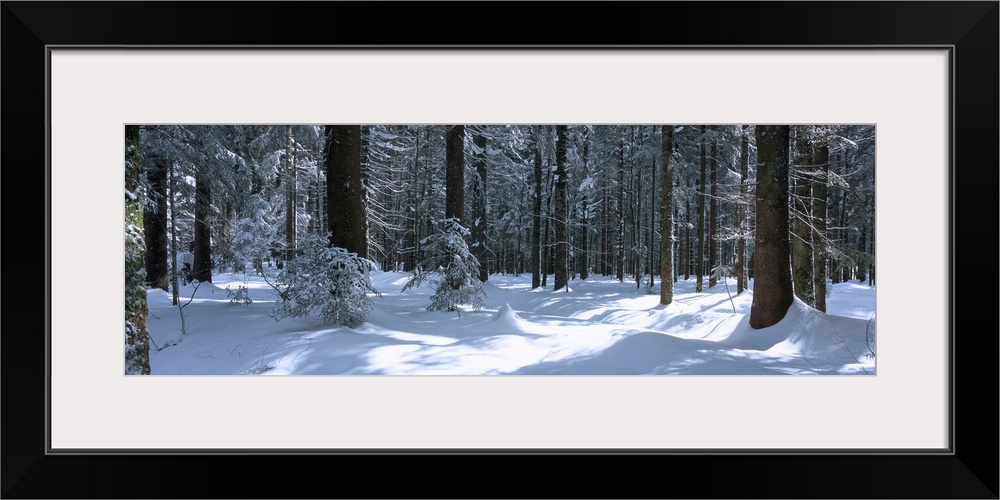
[2,2,997,498]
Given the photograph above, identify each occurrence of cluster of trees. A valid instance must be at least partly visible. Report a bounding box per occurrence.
[125,124,875,372]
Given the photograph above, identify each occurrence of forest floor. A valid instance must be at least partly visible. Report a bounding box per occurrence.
[147,270,876,375]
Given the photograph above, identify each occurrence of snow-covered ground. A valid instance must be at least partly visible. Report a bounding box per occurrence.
[147,271,875,375]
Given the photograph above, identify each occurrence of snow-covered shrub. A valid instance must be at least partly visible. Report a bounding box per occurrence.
[226,284,253,306]
[269,232,378,327]
[403,218,487,312]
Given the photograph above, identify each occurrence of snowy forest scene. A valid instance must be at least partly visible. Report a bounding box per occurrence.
[124,124,876,376]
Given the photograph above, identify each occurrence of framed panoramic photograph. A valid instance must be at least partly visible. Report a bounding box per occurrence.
[5,2,997,498]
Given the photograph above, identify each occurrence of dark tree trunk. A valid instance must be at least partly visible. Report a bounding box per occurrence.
[445,125,465,223]
[472,129,489,282]
[326,125,367,255]
[812,140,829,312]
[193,165,212,283]
[659,125,674,305]
[696,126,706,292]
[144,157,169,291]
[792,127,815,305]
[749,125,794,329]
[554,125,569,292]
[708,127,719,288]
[531,133,543,289]
[736,125,750,294]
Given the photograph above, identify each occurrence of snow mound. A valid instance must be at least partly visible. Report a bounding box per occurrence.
[489,303,532,332]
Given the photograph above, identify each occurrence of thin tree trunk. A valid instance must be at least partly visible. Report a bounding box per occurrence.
[709,126,719,288]
[472,129,489,282]
[284,125,296,263]
[649,153,655,291]
[659,125,674,305]
[684,178,691,280]
[554,125,569,292]
[736,125,749,294]
[616,137,625,282]
[792,127,815,305]
[696,126,706,293]
[531,131,543,289]
[193,164,212,283]
[812,139,829,312]
[579,128,591,281]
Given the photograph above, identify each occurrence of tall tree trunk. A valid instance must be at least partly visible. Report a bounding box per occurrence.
[360,126,372,260]
[635,148,642,290]
[542,151,553,288]
[812,139,829,312]
[326,125,367,255]
[696,126,706,292]
[445,125,465,223]
[169,159,180,306]
[616,138,625,282]
[659,125,674,305]
[554,125,569,292]
[839,151,851,283]
[648,153,655,291]
[408,131,421,272]
[792,127,815,305]
[749,125,794,329]
[124,125,150,374]
[284,125,296,263]
[684,178,691,280]
[708,126,719,288]
[472,129,489,282]
[736,125,750,294]
[144,157,169,291]
[193,164,212,283]
[579,128,591,281]
[531,133,543,289]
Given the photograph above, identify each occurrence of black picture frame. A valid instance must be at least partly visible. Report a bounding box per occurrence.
[3,2,996,498]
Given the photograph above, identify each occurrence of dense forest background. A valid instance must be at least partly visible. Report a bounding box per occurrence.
[124,124,875,374]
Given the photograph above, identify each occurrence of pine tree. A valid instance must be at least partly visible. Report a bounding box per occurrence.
[269,231,378,327]
[403,218,486,312]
